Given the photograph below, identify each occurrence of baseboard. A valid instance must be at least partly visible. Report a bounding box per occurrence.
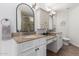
[70,42,79,48]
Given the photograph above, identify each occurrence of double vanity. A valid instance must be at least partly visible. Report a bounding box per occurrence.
[13,34,56,56]
[0,32,63,56]
[7,32,62,56]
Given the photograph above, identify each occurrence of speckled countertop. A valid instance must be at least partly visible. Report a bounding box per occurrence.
[13,33,58,44]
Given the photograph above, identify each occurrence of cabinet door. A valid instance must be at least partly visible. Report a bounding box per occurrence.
[26,52,36,56]
[36,45,46,56]
[26,44,46,56]
[47,34,63,53]
[18,48,36,56]
[47,38,58,53]
[56,34,63,50]
[17,40,35,53]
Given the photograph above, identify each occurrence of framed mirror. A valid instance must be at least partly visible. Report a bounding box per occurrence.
[16,3,35,33]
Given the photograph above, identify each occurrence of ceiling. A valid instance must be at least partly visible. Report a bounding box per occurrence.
[45,3,79,11]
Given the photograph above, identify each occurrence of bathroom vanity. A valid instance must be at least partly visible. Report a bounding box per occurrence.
[13,34,57,56]
[0,32,63,56]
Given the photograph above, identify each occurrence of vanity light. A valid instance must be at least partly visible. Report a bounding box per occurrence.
[46,7,51,12]
[51,10,56,14]
[49,10,56,16]
[32,3,36,9]
[52,11,56,14]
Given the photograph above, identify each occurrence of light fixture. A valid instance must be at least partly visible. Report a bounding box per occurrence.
[49,9,56,16]
[51,11,56,14]
[31,3,36,9]
[46,7,51,12]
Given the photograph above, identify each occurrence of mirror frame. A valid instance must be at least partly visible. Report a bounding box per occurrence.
[16,3,35,32]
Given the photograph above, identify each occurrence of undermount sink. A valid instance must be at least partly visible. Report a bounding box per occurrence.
[24,35,37,38]
[24,34,44,39]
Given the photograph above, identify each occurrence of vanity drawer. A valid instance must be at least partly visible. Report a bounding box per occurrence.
[47,37,57,44]
[17,40,35,53]
[47,39,54,44]
[17,38,46,54]
[34,38,46,47]
[18,48,36,56]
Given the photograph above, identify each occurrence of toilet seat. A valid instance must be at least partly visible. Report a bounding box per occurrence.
[63,37,70,45]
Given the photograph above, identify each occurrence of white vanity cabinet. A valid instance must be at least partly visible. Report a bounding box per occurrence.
[0,34,61,56]
[47,33,63,53]
[22,44,46,56]
[17,38,46,56]
[28,44,46,56]
[17,35,61,56]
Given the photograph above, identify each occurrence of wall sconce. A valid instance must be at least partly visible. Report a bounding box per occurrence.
[49,9,56,16]
[61,21,66,26]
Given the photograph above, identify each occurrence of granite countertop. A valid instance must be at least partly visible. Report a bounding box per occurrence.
[13,32,58,44]
[13,34,45,43]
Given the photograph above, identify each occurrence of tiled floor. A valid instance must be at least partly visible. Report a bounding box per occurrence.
[47,44,79,56]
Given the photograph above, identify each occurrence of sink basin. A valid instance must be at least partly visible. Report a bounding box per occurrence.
[24,35,44,39]
[24,35,37,38]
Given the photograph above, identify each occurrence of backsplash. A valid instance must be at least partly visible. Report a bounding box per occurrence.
[36,28,47,34]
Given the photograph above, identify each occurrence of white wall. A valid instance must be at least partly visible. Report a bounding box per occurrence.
[0,3,18,55]
[55,6,79,47]
[69,6,79,47]
[55,10,69,37]
[0,3,18,33]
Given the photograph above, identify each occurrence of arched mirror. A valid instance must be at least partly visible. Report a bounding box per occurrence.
[16,3,35,33]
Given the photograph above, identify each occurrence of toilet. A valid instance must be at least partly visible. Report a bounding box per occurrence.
[63,37,70,45]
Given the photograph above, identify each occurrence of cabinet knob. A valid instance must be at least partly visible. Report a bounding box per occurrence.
[35,48,39,51]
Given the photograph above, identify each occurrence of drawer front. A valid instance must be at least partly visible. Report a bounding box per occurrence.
[36,44,46,56]
[17,40,35,53]
[53,37,57,41]
[17,38,46,54]
[34,38,46,47]
[47,39,54,44]
[47,37,57,44]
[18,48,36,56]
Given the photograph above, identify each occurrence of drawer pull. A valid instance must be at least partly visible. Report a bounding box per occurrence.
[35,48,39,51]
